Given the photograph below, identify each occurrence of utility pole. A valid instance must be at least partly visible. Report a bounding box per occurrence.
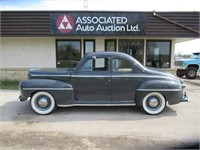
[84,0,88,10]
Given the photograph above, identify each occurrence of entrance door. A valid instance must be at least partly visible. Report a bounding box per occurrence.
[84,40,95,54]
[75,57,111,103]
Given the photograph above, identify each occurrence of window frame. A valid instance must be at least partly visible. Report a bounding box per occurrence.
[80,57,109,72]
[146,40,172,68]
[83,39,95,55]
[118,39,144,64]
[56,39,81,68]
[111,57,134,74]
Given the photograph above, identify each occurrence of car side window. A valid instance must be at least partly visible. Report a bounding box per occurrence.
[112,58,133,73]
[82,57,109,72]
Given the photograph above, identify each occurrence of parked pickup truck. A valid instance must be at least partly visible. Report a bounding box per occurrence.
[197,68,200,77]
[18,52,188,115]
[175,52,200,79]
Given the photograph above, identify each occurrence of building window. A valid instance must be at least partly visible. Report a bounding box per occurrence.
[84,40,95,55]
[56,40,81,68]
[118,39,144,64]
[105,39,116,51]
[146,40,171,68]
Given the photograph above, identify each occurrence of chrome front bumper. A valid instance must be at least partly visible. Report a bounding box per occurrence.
[181,91,189,102]
[17,95,26,102]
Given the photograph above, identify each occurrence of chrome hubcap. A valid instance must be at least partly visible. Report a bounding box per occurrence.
[38,98,48,108]
[149,98,159,108]
[189,70,195,76]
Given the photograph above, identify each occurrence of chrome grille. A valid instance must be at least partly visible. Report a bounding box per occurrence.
[174,61,183,66]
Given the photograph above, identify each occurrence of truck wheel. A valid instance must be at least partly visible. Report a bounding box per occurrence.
[31,91,56,115]
[185,67,197,79]
[176,69,185,77]
[141,92,166,115]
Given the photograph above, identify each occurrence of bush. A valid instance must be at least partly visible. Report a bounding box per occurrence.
[0,80,20,90]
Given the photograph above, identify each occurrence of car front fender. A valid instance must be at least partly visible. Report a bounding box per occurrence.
[135,80,183,106]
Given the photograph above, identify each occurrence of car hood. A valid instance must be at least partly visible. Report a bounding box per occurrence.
[175,58,198,63]
[28,68,73,81]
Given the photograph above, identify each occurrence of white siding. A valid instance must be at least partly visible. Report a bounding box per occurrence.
[0,37,56,68]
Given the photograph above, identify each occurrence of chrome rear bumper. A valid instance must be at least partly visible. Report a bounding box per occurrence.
[181,91,189,102]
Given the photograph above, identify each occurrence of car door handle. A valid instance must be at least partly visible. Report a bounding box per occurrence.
[104,77,111,82]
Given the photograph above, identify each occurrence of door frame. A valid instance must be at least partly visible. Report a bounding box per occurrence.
[83,39,95,55]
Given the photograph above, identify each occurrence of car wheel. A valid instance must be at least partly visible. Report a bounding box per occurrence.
[31,91,56,115]
[176,69,185,77]
[185,67,197,79]
[141,92,166,115]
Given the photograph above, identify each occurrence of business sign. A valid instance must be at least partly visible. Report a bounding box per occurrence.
[50,12,146,35]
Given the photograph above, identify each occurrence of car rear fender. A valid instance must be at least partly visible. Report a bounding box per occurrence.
[19,79,75,105]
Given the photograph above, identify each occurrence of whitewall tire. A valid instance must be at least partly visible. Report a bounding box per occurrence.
[31,91,56,115]
[141,92,166,115]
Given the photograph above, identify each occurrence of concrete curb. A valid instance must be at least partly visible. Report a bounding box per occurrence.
[183,78,200,86]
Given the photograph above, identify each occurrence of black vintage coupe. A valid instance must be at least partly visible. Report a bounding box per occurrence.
[18,52,188,115]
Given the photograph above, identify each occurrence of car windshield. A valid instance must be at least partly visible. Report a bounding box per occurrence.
[190,53,200,59]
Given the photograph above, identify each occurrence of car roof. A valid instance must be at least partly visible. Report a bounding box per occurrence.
[85,51,132,58]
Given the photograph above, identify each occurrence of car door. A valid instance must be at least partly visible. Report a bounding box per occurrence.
[75,56,111,103]
[111,57,136,103]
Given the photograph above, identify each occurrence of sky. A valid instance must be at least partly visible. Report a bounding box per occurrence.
[0,0,199,54]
